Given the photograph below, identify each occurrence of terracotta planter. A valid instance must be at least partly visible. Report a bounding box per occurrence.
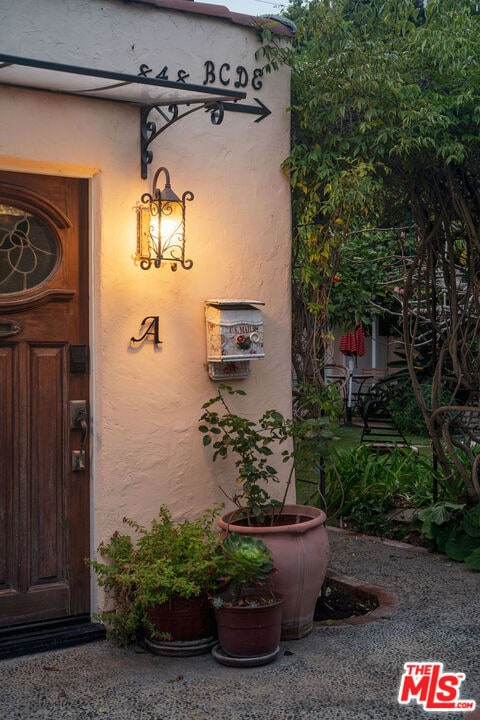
[218,504,329,640]
[146,593,215,643]
[214,593,283,659]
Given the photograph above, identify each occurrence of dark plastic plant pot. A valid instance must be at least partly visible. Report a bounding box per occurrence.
[214,594,283,658]
[146,593,215,643]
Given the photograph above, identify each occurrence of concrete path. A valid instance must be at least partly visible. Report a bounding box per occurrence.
[1,529,479,720]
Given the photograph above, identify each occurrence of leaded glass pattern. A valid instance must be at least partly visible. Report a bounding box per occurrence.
[0,204,58,293]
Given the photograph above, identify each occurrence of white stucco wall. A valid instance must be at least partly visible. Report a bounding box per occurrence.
[0,0,293,561]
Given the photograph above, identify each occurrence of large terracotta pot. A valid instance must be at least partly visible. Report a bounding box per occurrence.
[218,504,329,640]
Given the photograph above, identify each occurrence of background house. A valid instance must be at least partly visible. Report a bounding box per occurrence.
[0,0,293,642]
[326,319,403,422]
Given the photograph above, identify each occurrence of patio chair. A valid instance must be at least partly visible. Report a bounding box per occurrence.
[361,399,418,454]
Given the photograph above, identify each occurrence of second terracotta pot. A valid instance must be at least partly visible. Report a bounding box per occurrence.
[214,594,283,658]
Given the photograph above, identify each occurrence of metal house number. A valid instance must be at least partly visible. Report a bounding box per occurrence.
[130,316,162,345]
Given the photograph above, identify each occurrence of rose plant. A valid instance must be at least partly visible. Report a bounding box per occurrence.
[199,385,333,525]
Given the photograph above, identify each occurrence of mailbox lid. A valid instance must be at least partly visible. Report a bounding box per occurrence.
[205,299,265,306]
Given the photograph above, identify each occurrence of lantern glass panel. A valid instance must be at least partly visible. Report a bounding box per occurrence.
[159,200,184,263]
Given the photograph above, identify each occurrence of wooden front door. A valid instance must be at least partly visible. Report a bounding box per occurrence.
[0,171,90,628]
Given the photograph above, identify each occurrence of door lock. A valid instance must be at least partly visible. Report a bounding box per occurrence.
[72,449,86,471]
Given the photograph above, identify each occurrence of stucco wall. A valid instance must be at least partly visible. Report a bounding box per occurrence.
[0,0,293,563]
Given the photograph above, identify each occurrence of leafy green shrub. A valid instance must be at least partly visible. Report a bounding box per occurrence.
[88,506,222,646]
[388,390,428,436]
[293,381,344,426]
[307,445,434,537]
[366,377,454,437]
[415,502,480,570]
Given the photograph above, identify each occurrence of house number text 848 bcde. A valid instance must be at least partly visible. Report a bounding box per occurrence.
[138,62,264,91]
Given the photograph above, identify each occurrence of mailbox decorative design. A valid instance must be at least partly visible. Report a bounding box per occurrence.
[205,300,265,363]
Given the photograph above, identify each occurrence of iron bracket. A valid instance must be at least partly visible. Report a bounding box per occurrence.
[140,101,225,179]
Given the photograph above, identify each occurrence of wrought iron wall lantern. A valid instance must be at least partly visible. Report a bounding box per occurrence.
[136,166,193,271]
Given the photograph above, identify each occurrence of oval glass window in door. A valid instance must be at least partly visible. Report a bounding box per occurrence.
[0,203,59,293]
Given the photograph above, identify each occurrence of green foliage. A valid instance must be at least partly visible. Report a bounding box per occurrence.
[390,399,423,438]
[387,383,435,436]
[300,429,474,538]
[88,506,222,646]
[416,502,480,570]
[294,380,344,425]
[199,385,334,525]
[328,231,399,330]
[261,3,480,508]
[316,444,434,536]
[291,382,341,505]
[216,532,274,603]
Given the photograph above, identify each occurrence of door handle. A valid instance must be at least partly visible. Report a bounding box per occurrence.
[77,409,88,447]
[69,401,88,471]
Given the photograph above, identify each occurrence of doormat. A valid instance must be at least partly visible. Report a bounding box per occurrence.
[0,616,105,660]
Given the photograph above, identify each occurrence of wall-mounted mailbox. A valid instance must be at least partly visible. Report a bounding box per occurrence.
[205,299,265,362]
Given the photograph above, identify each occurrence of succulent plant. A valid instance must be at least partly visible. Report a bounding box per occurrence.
[217,532,274,601]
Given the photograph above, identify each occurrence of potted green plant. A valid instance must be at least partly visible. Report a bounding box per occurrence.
[211,532,283,666]
[88,505,222,654]
[199,385,332,640]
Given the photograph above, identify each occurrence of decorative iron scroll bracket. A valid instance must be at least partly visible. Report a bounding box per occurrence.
[140,97,272,179]
[141,101,223,179]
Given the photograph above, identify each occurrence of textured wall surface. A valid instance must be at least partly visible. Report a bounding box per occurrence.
[0,0,293,606]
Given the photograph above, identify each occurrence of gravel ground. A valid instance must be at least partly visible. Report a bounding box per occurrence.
[1,529,479,720]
